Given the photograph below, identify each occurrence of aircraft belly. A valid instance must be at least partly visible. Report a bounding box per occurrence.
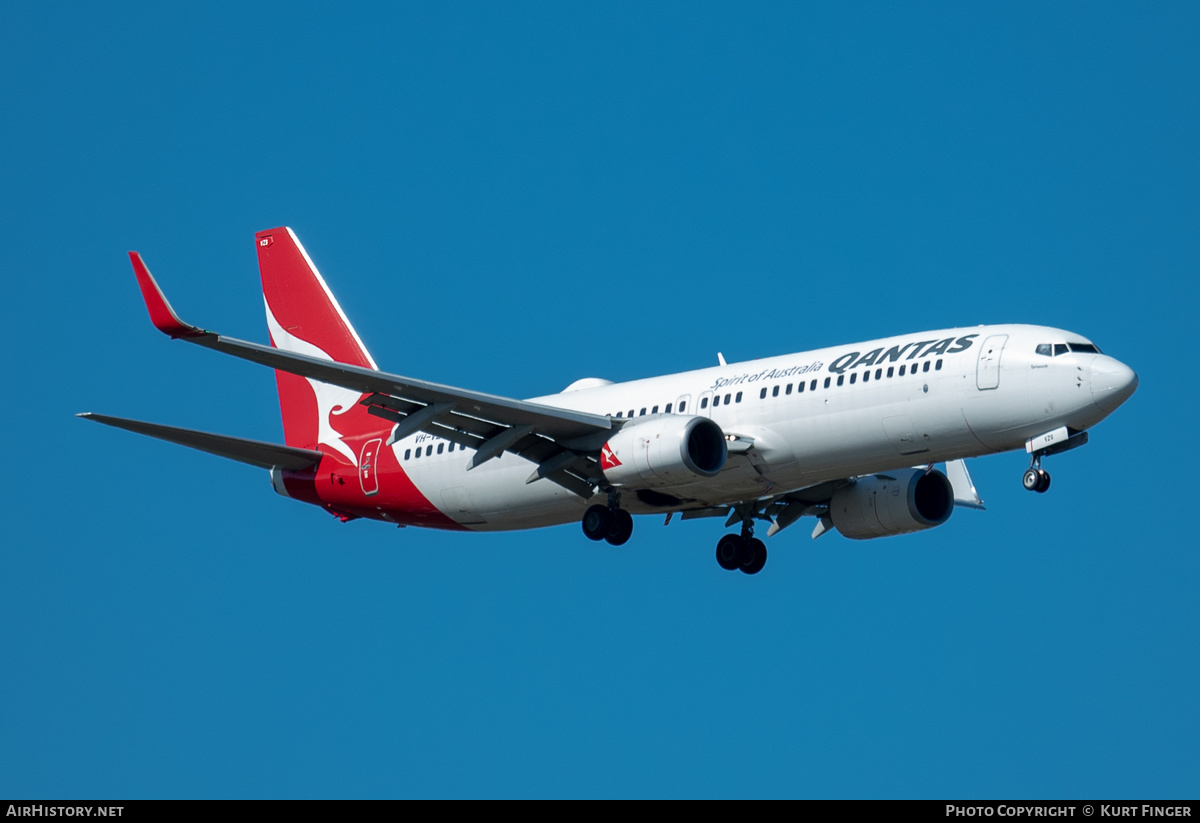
[417,455,592,532]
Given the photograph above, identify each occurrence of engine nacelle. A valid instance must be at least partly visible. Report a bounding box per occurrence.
[601,415,727,490]
[829,468,954,540]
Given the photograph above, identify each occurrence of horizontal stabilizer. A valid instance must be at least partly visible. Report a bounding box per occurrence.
[77,413,324,470]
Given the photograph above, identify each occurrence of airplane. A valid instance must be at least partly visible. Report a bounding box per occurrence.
[79,227,1139,575]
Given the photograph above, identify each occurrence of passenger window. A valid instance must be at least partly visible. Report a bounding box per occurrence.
[700,397,708,409]
[810,379,817,391]
[772,386,779,398]
[724,393,731,405]
[679,401,686,413]
[798,381,805,393]
[615,412,623,418]
[785,384,792,395]
[875,368,882,380]
[437,443,444,454]
[640,408,646,416]
[923,360,930,373]
[837,375,844,386]
[652,405,659,414]
[414,447,421,459]
[628,410,634,418]
[863,371,870,383]
[665,403,672,413]
[899,365,906,376]
[887,367,894,378]
[426,445,433,456]
[935,359,943,371]
[712,395,720,407]
[824,377,831,389]
[735,392,742,403]
[760,388,767,399]
[849,373,857,384]
[404,449,411,460]
[1036,343,1052,356]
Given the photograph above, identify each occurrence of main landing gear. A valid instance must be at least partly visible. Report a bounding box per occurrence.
[581,494,634,546]
[715,522,767,575]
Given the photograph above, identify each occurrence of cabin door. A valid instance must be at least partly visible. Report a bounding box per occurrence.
[976,335,1008,390]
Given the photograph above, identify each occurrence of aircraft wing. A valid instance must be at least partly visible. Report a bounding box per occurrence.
[129,253,612,496]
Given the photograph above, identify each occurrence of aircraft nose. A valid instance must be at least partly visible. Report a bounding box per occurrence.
[1090,357,1138,413]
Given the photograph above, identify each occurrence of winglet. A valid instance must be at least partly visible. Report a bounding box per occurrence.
[128,251,206,339]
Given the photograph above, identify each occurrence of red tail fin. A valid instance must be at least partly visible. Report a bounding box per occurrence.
[256,228,379,456]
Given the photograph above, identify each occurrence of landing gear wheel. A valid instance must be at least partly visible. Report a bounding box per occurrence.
[605,509,634,546]
[740,537,767,575]
[1022,468,1042,492]
[716,534,743,570]
[581,505,611,541]
[1035,468,1051,493]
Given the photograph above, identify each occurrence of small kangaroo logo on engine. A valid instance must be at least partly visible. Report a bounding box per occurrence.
[600,443,621,470]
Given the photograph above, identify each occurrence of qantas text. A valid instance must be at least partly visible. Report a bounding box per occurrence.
[827,334,978,375]
[709,334,979,390]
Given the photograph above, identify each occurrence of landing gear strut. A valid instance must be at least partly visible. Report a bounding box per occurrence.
[1022,429,1089,494]
[1022,457,1051,494]
[714,520,767,575]
[582,492,633,546]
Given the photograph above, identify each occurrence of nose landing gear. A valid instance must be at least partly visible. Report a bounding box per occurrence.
[1021,428,1089,494]
[1022,466,1051,493]
[1022,454,1051,494]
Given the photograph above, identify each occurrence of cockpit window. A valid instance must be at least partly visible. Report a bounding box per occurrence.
[1038,342,1103,357]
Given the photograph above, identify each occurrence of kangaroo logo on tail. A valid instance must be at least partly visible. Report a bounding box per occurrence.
[257,228,383,462]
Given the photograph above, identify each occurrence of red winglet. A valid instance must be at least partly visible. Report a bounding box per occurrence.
[128,251,205,339]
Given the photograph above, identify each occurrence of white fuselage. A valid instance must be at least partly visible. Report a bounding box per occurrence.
[386,324,1135,531]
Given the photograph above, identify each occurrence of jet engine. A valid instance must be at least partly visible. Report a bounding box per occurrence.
[601,415,727,490]
[829,468,954,540]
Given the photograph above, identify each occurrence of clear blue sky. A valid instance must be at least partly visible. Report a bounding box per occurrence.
[2,2,1196,798]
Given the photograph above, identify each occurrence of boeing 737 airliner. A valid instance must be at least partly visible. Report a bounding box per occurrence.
[80,228,1138,574]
